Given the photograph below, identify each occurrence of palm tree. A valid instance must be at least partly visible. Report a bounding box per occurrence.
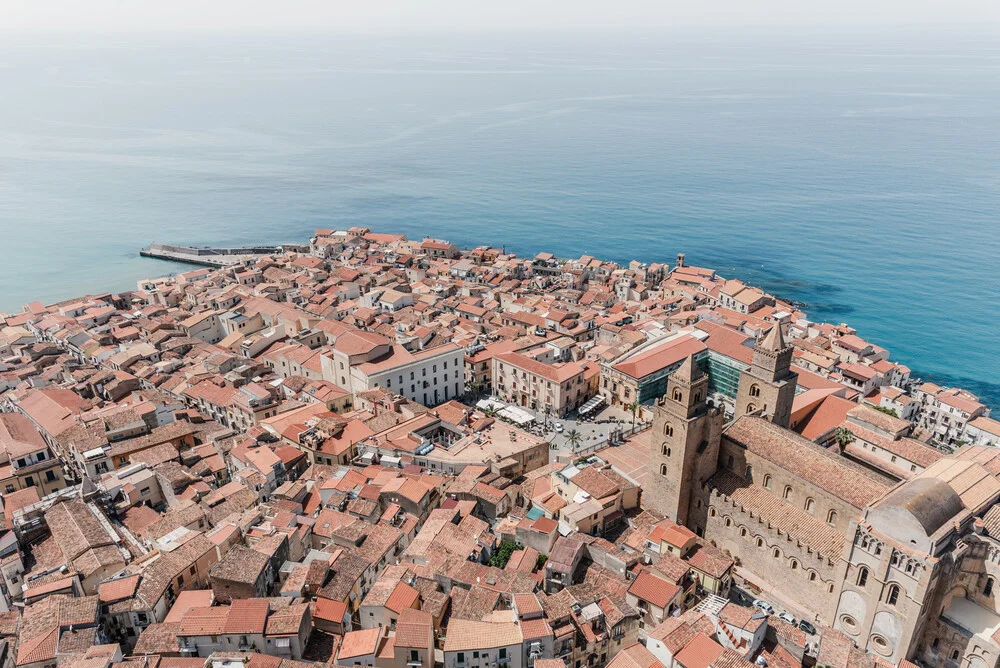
[834,427,855,451]
[625,400,640,431]
[467,378,484,399]
[566,429,583,453]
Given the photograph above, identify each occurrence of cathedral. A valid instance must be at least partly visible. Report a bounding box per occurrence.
[648,326,1000,668]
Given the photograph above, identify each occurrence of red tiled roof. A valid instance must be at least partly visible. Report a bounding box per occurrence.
[628,571,680,609]
[98,575,140,602]
[225,598,269,634]
[675,633,725,668]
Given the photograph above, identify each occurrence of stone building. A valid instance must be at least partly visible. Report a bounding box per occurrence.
[733,325,797,429]
[645,330,1000,668]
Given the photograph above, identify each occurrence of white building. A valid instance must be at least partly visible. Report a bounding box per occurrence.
[322,336,464,408]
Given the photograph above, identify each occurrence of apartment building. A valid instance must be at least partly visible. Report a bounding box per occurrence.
[492,351,587,417]
[0,414,66,496]
[323,333,464,407]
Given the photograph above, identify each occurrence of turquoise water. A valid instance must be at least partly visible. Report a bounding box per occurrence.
[0,29,998,405]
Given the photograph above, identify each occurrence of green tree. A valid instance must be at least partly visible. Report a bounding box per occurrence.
[566,429,583,452]
[489,540,520,568]
[535,553,549,570]
[626,400,640,431]
[834,427,855,451]
[873,406,900,418]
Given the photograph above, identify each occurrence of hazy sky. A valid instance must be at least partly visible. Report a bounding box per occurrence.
[4,0,999,33]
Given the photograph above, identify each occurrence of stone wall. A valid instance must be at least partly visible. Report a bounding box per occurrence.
[700,485,843,624]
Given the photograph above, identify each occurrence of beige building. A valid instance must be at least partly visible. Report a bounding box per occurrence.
[493,351,587,417]
[0,414,66,497]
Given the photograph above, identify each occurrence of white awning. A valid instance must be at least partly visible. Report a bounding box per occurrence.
[578,394,606,414]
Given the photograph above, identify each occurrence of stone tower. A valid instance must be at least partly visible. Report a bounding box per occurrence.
[647,355,724,526]
[735,325,798,429]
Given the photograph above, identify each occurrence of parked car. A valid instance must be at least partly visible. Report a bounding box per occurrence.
[777,612,796,625]
[752,600,774,614]
[799,620,817,635]
[555,423,564,433]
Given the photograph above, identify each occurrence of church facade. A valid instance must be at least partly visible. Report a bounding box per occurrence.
[647,326,1000,668]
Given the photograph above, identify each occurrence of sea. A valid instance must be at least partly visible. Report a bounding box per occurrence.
[0,28,998,406]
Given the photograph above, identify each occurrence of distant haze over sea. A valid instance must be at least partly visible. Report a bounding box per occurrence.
[1,29,997,406]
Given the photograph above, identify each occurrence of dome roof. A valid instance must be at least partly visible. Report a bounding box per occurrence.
[868,477,965,544]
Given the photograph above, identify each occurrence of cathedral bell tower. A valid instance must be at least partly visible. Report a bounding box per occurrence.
[648,355,723,526]
[735,325,798,429]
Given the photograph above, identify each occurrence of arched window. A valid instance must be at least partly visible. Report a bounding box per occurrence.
[664,424,674,438]
[709,508,717,517]
[887,584,900,606]
[724,517,732,527]
[750,384,760,397]
[726,455,734,469]
[763,474,772,489]
[829,583,835,593]
[986,578,995,597]
[804,498,815,513]
[809,571,817,582]
[662,445,670,456]
[746,465,753,480]
[772,547,781,559]
[827,509,837,525]
[790,559,799,570]
[747,404,756,414]
[783,485,792,500]
[857,566,869,587]
[672,389,683,402]
[932,638,939,650]
[660,464,668,476]
[694,391,702,403]
[952,651,960,661]
[740,527,748,537]
[756,537,764,548]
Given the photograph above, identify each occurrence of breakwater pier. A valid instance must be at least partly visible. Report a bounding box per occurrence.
[139,242,297,267]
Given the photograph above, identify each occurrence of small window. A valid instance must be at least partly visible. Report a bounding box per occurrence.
[827,509,838,525]
[790,559,799,570]
[986,578,995,597]
[672,389,682,402]
[749,384,760,398]
[745,465,753,480]
[783,485,792,499]
[804,498,815,513]
[664,424,674,437]
[660,464,668,476]
[740,527,747,537]
[756,537,764,548]
[763,474,772,489]
[857,566,869,587]
[887,584,900,606]
[809,571,817,582]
